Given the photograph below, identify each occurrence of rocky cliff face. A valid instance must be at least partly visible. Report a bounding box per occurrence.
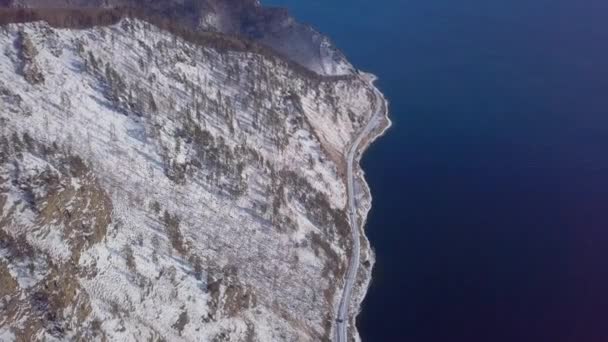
[0,11,380,341]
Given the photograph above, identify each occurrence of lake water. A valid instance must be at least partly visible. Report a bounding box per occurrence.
[263,1,608,341]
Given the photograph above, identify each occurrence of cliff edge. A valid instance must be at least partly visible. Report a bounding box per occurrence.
[0,2,389,341]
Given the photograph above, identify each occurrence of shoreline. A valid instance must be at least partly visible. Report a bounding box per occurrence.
[340,71,393,341]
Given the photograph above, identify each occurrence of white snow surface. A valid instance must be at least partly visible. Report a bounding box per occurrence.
[0,19,378,341]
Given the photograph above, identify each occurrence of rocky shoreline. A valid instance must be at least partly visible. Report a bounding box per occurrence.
[344,73,392,342]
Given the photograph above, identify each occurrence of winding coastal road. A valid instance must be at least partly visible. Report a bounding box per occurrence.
[335,76,387,342]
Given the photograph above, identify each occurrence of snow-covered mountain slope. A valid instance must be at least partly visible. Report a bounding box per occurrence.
[0,18,378,341]
[4,0,355,76]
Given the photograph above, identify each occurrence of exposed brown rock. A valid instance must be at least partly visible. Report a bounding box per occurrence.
[0,144,112,339]
[16,30,45,84]
[0,260,18,299]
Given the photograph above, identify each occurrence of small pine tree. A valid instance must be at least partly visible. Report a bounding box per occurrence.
[87,51,98,71]
[123,244,136,272]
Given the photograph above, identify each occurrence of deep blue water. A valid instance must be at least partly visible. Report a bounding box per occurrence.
[263,1,608,341]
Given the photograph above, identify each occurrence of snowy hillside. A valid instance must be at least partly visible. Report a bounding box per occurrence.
[0,17,379,341]
[4,0,356,76]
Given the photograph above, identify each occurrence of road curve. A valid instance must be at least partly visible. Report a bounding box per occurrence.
[335,76,387,342]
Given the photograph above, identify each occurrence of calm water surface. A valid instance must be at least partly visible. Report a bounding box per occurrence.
[264,1,608,341]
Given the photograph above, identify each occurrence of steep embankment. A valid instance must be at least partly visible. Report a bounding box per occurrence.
[0,15,382,341]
